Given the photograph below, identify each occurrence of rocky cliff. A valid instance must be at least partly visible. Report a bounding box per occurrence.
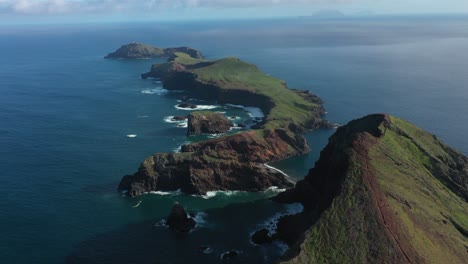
[187,111,233,136]
[272,114,468,263]
[118,129,304,196]
[119,52,331,196]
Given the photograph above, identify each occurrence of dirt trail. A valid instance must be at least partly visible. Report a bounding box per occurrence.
[358,136,414,264]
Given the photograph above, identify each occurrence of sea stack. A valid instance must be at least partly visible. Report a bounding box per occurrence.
[166,202,196,233]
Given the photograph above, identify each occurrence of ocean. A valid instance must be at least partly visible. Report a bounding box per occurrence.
[1,16,467,263]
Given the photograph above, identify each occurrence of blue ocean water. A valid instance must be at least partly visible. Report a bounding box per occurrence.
[1,17,468,263]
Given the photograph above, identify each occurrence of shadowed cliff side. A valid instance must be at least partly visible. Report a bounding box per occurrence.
[273,114,468,264]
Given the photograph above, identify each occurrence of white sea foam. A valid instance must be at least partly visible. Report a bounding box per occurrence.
[147,189,182,196]
[207,133,224,139]
[264,186,287,193]
[200,190,242,199]
[202,247,214,254]
[215,111,227,114]
[164,116,186,124]
[137,115,149,118]
[175,104,218,111]
[173,141,190,153]
[154,219,166,227]
[264,164,288,177]
[245,107,265,119]
[177,122,188,128]
[132,200,142,208]
[126,134,137,138]
[192,212,208,227]
[225,104,265,119]
[261,203,304,236]
[141,88,168,95]
[225,103,244,109]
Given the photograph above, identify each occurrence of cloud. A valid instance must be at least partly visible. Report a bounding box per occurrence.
[0,0,357,15]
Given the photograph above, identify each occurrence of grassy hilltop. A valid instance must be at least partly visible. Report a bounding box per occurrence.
[276,114,468,264]
[152,52,326,131]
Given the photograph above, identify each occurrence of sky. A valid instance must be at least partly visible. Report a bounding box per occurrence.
[0,0,468,24]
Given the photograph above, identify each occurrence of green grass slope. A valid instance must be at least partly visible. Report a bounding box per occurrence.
[281,114,467,264]
[151,53,325,131]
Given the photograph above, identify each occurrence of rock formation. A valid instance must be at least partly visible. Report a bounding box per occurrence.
[165,202,196,233]
[187,111,233,136]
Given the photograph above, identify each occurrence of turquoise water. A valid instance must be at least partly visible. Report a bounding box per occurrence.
[1,17,468,263]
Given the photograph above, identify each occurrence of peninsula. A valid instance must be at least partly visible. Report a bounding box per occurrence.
[118,51,331,196]
[269,114,468,263]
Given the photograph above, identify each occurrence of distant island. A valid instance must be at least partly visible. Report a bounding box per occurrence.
[105,43,204,59]
[115,47,331,197]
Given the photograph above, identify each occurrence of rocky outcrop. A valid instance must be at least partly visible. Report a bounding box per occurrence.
[118,129,304,196]
[105,43,203,59]
[187,112,233,136]
[171,115,187,121]
[165,202,196,233]
[164,47,204,60]
[270,114,468,264]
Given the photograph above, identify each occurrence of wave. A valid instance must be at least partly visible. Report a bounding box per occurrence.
[200,190,243,199]
[245,107,265,119]
[141,88,168,95]
[175,104,218,111]
[176,122,188,128]
[225,104,265,119]
[264,164,288,177]
[191,212,208,227]
[132,200,142,208]
[207,133,224,139]
[173,141,191,153]
[261,203,304,237]
[264,186,287,193]
[163,116,186,124]
[126,134,137,138]
[137,115,149,118]
[146,189,182,196]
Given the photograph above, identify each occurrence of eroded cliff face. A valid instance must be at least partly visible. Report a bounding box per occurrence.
[272,114,468,264]
[118,129,306,196]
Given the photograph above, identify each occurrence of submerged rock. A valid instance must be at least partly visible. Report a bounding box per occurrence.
[177,103,197,109]
[251,228,273,245]
[187,111,233,136]
[220,250,239,260]
[171,115,187,121]
[165,202,196,233]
